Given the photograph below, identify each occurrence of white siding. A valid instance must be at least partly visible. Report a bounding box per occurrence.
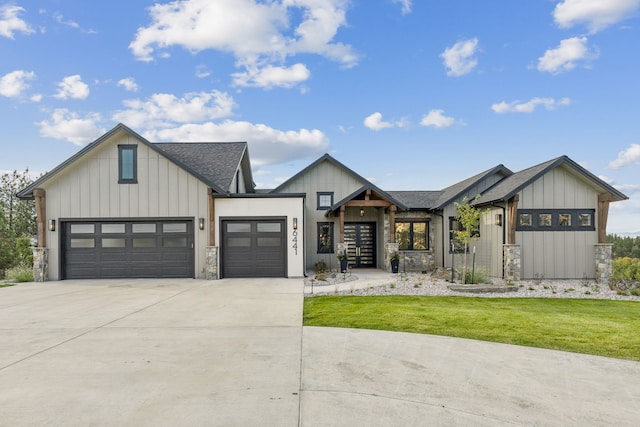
[42,132,209,280]
[214,197,305,277]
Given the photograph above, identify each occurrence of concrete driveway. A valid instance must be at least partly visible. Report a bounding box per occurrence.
[1,279,640,426]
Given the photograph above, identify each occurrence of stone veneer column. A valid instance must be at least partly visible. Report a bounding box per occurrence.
[503,244,521,281]
[33,247,48,282]
[205,246,218,280]
[595,243,613,284]
[385,242,399,273]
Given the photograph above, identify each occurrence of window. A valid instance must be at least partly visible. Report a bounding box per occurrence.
[519,213,532,227]
[395,220,428,251]
[317,222,334,253]
[317,192,333,210]
[516,209,595,231]
[118,145,137,183]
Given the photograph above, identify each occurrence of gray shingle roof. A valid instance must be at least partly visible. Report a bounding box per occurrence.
[432,165,512,208]
[475,155,628,204]
[386,191,442,209]
[154,142,247,193]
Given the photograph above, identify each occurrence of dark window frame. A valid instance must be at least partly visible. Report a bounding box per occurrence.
[118,145,138,184]
[317,222,334,253]
[317,192,334,210]
[516,209,595,231]
[395,220,429,251]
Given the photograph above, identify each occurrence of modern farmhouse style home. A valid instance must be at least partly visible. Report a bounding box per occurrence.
[18,123,627,282]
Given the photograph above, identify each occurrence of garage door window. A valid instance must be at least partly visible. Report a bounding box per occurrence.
[258,237,281,247]
[102,238,125,248]
[163,237,187,247]
[132,224,156,233]
[228,237,251,247]
[71,224,94,234]
[71,238,95,248]
[227,223,251,233]
[133,238,156,247]
[257,223,281,233]
[163,223,188,233]
[102,224,125,233]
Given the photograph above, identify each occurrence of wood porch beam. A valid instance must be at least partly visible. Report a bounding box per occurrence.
[344,200,392,207]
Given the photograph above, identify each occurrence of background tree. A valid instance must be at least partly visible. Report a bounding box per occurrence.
[452,195,487,283]
[0,169,36,274]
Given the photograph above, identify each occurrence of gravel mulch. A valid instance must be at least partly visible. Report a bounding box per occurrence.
[305,272,640,301]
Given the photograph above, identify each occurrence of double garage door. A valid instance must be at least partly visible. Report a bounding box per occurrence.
[62,219,194,279]
[221,219,286,278]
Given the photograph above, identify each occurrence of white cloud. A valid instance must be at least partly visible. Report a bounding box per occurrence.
[52,12,79,29]
[37,109,105,145]
[537,36,597,74]
[232,63,311,88]
[441,38,479,77]
[54,75,90,99]
[129,0,357,88]
[144,120,329,166]
[609,144,640,169]
[363,112,395,131]
[553,0,640,33]
[420,109,456,128]
[491,97,571,113]
[117,77,139,92]
[392,0,412,15]
[0,70,35,97]
[0,5,34,39]
[195,64,211,78]
[112,90,235,129]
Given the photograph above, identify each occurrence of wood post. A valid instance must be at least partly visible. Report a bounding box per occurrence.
[507,194,519,245]
[598,193,611,244]
[389,205,396,243]
[33,188,46,247]
[339,206,345,243]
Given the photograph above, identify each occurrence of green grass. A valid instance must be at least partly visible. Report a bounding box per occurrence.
[304,296,640,361]
[0,283,15,288]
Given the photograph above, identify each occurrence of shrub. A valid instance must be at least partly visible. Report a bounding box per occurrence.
[314,260,327,274]
[6,263,33,282]
[459,268,489,284]
[611,257,640,291]
[15,237,33,265]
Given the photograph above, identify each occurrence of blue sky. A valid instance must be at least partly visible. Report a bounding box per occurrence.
[1,0,639,234]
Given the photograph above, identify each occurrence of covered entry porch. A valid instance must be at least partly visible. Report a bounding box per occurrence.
[328,186,407,271]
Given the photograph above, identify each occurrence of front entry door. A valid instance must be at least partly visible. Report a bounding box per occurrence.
[344,222,376,268]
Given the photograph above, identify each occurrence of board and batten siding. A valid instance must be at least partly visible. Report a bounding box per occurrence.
[43,132,209,280]
[516,166,598,279]
[274,160,366,271]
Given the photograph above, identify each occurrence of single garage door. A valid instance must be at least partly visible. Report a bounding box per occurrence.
[62,219,194,279]
[221,219,286,278]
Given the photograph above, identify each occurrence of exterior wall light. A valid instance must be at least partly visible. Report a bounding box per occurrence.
[496,214,503,227]
[360,208,365,217]
[48,219,56,231]
[293,217,298,229]
[199,218,205,230]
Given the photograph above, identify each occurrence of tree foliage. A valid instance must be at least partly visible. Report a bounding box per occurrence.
[607,234,640,259]
[0,169,36,274]
[453,195,488,283]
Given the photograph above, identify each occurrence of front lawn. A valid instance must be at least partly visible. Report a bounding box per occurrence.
[304,296,640,361]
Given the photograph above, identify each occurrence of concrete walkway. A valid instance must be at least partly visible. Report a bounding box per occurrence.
[1,277,640,426]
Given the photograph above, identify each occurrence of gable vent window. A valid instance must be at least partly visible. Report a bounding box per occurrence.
[118,145,138,184]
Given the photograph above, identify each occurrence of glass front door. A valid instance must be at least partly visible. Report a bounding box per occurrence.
[344,222,376,268]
